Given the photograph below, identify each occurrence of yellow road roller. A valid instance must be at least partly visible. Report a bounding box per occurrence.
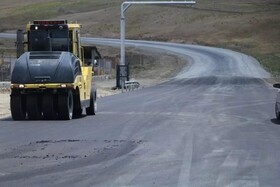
[10,20,97,120]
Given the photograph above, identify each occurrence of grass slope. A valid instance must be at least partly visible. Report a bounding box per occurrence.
[0,0,279,74]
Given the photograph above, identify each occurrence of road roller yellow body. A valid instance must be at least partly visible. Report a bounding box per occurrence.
[10,20,97,120]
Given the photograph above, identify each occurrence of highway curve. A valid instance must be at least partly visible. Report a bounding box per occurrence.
[0,35,280,187]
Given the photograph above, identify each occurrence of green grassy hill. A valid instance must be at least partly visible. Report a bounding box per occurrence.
[0,0,279,75]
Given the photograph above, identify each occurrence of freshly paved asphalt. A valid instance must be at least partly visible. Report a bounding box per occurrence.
[0,34,279,187]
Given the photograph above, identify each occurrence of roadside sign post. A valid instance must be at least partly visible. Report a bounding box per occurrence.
[118,1,196,88]
[116,64,130,88]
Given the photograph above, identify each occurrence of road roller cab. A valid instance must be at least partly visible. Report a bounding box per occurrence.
[10,20,97,120]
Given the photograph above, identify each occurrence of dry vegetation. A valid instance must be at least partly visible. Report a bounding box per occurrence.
[0,0,279,75]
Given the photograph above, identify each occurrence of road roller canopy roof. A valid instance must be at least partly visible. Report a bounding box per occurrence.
[28,20,81,30]
[26,20,82,56]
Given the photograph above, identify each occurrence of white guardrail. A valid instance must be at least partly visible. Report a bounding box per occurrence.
[124,80,140,91]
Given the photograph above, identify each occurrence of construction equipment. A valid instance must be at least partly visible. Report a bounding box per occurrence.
[11,20,98,120]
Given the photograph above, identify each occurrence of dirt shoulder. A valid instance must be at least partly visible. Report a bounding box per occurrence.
[0,92,10,118]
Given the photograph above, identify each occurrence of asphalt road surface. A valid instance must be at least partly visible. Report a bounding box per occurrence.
[0,34,280,187]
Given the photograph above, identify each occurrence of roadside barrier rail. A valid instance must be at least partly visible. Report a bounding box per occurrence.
[124,80,140,91]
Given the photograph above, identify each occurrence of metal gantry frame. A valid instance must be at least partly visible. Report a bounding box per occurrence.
[120,1,196,66]
[118,1,196,87]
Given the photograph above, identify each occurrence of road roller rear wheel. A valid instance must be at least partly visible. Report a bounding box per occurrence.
[86,89,97,115]
[58,90,73,120]
[42,94,57,120]
[73,92,82,117]
[26,95,41,120]
[10,94,26,120]
[74,108,82,117]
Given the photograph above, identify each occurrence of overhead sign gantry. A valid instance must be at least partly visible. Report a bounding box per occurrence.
[117,1,196,88]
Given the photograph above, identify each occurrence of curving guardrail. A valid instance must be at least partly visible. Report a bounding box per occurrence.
[124,80,140,91]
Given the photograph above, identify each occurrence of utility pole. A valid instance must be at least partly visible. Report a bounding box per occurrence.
[117,1,196,88]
